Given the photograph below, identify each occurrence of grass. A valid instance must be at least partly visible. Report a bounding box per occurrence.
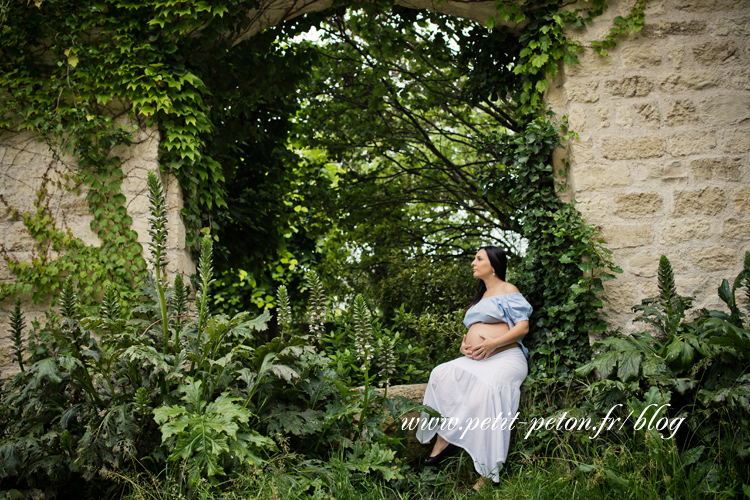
[115,429,749,500]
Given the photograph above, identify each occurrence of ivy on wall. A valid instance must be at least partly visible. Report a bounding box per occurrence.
[0,0,644,377]
[0,1,238,304]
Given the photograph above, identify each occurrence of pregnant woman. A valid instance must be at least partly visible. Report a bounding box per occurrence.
[416,245,531,493]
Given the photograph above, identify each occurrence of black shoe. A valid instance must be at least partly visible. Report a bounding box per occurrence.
[422,443,459,466]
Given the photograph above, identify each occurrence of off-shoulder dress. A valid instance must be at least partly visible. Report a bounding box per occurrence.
[415,293,532,482]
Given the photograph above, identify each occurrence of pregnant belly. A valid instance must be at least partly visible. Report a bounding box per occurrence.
[466,322,510,349]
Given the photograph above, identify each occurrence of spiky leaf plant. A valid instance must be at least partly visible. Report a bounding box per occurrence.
[8,296,26,372]
[101,284,121,323]
[376,335,396,389]
[81,284,128,340]
[353,294,374,371]
[146,171,169,274]
[195,233,215,347]
[276,285,292,335]
[146,171,171,354]
[304,270,327,339]
[577,256,703,388]
[633,255,693,337]
[59,277,80,321]
[579,253,750,467]
[171,273,190,346]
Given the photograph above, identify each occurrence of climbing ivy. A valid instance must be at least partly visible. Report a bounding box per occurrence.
[591,0,649,55]
[0,1,248,305]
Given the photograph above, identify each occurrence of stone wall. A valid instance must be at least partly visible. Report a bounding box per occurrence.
[0,117,195,377]
[546,0,750,333]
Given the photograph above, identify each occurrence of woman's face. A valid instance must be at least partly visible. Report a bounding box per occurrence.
[471,249,494,280]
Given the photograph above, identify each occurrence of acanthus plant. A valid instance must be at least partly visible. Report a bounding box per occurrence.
[0,173,343,494]
[0,173,423,497]
[7,297,26,373]
[577,253,750,458]
[304,270,328,339]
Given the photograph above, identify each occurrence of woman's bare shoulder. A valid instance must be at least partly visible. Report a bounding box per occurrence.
[500,282,520,294]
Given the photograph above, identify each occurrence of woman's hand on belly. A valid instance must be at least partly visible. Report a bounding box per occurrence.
[460,334,474,358]
[466,323,511,360]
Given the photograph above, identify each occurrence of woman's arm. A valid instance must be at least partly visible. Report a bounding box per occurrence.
[469,321,529,360]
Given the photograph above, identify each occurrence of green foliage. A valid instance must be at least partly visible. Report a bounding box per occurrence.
[590,0,649,56]
[2,0,631,390]
[575,253,750,493]
[375,258,476,319]
[0,176,270,494]
[0,174,427,498]
[321,310,426,388]
[512,4,583,113]
[0,161,146,307]
[153,378,275,488]
[0,0,323,311]
[339,440,404,481]
[297,8,523,269]
[390,306,467,371]
[8,297,27,373]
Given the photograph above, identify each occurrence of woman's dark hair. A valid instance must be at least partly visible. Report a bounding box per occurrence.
[465,246,507,311]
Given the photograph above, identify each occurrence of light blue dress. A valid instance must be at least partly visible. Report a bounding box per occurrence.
[416,293,532,482]
[462,293,531,358]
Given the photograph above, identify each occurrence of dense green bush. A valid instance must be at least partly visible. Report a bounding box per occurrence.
[0,174,421,499]
[319,297,428,388]
[374,258,477,319]
[574,253,750,497]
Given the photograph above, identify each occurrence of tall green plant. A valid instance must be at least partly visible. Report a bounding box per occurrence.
[194,232,216,352]
[277,284,293,335]
[577,255,702,386]
[147,171,171,354]
[7,297,26,373]
[153,378,275,489]
[0,174,308,496]
[305,270,328,339]
[633,256,694,338]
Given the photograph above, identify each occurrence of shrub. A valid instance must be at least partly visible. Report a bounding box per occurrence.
[575,253,750,496]
[0,173,424,499]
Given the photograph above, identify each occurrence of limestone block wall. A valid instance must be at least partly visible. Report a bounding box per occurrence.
[0,117,195,377]
[547,0,750,333]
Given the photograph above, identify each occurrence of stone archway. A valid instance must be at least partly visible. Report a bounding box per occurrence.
[232,0,520,43]
[1,0,749,375]
[241,0,750,333]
